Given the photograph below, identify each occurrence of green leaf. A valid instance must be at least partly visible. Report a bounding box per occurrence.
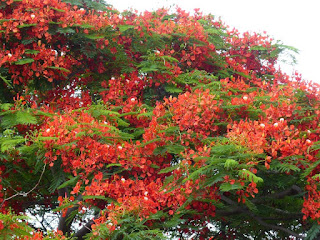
[224,159,239,169]
[61,0,82,5]
[0,137,25,152]
[14,58,34,65]
[138,138,161,148]
[305,224,320,240]
[184,165,210,183]
[82,195,115,201]
[250,46,268,51]
[302,159,320,178]
[17,23,37,28]
[21,38,37,44]
[271,161,301,173]
[49,21,63,25]
[85,34,105,40]
[164,144,185,154]
[137,111,153,119]
[53,201,77,212]
[0,113,17,128]
[220,182,242,192]
[0,74,13,89]
[57,27,75,34]
[24,49,40,55]
[312,174,320,180]
[57,176,80,189]
[0,19,17,23]
[118,25,134,33]
[47,66,70,73]
[164,84,183,93]
[37,136,59,141]
[50,7,65,12]
[160,126,180,134]
[79,24,94,29]
[159,164,180,174]
[117,118,130,127]
[150,164,160,169]
[161,55,179,63]
[204,172,225,187]
[0,103,14,111]
[119,111,139,117]
[48,166,66,193]
[239,169,263,183]
[161,14,176,21]
[162,175,174,189]
[16,111,37,125]
[106,163,122,168]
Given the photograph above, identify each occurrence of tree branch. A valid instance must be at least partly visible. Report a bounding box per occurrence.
[217,185,304,217]
[253,185,303,204]
[249,214,304,239]
[73,214,100,240]
[0,164,46,208]
[219,194,305,239]
[57,194,82,235]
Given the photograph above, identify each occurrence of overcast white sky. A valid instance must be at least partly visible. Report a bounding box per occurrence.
[107,0,320,83]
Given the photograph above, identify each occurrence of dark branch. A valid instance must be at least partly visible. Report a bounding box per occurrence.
[57,195,82,235]
[73,215,100,240]
[219,193,305,239]
[217,185,304,217]
[253,185,303,204]
[215,208,242,216]
[249,214,304,239]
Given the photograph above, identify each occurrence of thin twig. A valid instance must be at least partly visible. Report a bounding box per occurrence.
[0,164,46,207]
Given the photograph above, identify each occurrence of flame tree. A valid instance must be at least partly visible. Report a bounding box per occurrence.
[0,0,320,239]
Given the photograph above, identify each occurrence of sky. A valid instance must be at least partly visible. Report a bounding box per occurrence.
[107,0,320,84]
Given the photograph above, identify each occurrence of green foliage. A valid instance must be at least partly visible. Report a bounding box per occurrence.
[0,109,37,129]
[305,224,320,240]
[85,214,165,240]
[57,176,80,190]
[270,160,301,173]
[0,136,25,152]
[14,58,35,65]
[0,210,33,239]
[224,159,239,169]
[239,169,263,184]
[220,182,243,192]
[62,0,109,11]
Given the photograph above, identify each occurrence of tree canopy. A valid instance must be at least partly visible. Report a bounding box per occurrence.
[0,0,320,239]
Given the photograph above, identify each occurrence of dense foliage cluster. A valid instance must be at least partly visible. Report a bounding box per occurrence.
[0,0,320,239]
